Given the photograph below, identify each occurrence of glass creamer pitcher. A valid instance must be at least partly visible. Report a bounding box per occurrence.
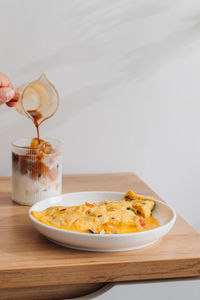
[15,73,59,127]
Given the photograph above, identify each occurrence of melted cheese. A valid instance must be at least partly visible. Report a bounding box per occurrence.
[31,191,160,234]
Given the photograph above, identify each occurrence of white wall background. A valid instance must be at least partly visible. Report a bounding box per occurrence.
[0,0,200,231]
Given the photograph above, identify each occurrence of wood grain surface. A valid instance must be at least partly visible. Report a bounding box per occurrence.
[0,173,200,299]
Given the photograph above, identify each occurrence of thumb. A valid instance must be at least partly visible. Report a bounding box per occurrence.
[0,87,15,105]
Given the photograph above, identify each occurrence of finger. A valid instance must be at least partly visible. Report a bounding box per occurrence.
[6,100,17,107]
[0,87,15,105]
[0,72,12,88]
[6,92,19,107]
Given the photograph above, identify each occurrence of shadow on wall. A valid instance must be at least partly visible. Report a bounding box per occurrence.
[1,1,200,132]
[12,0,167,77]
[11,1,200,84]
[119,15,200,82]
[63,0,168,41]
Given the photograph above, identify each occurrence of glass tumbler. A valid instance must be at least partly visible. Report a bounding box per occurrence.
[11,138,62,205]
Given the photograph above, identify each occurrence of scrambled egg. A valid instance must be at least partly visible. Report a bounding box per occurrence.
[31,190,160,234]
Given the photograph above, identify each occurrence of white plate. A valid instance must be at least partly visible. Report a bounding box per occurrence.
[29,191,176,252]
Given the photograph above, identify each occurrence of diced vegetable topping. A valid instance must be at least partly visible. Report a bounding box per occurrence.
[126,207,136,213]
[139,218,145,227]
[85,202,94,208]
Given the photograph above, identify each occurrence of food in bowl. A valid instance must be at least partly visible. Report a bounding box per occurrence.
[31,190,160,234]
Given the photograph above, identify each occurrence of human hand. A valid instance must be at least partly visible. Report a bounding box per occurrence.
[0,72,18,107]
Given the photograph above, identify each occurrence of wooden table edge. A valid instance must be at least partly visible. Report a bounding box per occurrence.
[1,257,200,289]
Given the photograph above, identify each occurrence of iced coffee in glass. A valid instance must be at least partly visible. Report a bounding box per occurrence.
[12,138,62,205]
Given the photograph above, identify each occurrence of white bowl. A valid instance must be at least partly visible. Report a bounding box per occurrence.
[29,191,176,252]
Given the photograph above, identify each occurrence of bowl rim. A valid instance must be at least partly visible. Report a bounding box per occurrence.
[29,191,176,237]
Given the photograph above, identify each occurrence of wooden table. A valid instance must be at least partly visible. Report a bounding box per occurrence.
[1,173,200,300]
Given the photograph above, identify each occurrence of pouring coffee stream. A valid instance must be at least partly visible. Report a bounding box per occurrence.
[27,110,42,142]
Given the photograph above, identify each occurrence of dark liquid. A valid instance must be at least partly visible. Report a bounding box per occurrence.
[27,110,42,142]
